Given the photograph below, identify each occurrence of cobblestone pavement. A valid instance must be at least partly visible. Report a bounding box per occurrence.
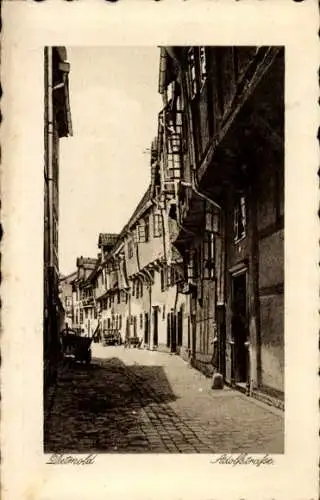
[44,345,284,454]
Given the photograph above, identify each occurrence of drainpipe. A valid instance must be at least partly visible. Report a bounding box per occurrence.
[47,47,54,270]
[180,171,222,212]
[46,47,58,384]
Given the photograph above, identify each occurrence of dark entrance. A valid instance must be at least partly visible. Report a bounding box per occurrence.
[125,318,130,340]
[166,313,171,348]
[231,272,249,383]
[153,307,158,347]
[144,313,149,345]
[216,304,226,377]
[171,312,177,353]
[177,307,183,348]
[133,316,137,337]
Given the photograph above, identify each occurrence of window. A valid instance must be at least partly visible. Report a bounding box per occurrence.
[107,318,111,329]
[128,240,134,259]
[144,216,150,242]
[187,48,197,99]
[234,194,247,242]
[160,268,166,292]
[166,265,175,287]
[153,213,162,238]
[137,225,146,243]
[140,313,143,329]
[132,227,138,244]
[94,308,97,319]
[199,46,207,87]
[203,232,215,279]
[171,266,176,286]
[119,315,122,330]
[79,309,83,324]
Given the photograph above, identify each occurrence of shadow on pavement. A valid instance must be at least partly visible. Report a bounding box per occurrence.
[44,355,178,453]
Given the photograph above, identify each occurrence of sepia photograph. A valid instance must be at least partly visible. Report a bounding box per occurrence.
[2,0,319,498]
[43,45,285,455]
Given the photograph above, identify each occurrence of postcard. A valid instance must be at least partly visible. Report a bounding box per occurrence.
[1,1,318,499]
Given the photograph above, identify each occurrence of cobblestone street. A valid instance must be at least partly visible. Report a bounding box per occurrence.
[44,345,284,454]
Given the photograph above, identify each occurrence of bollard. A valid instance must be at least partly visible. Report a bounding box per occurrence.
[212,372,224,390]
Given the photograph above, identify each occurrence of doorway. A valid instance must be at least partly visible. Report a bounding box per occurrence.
[144,313,149,345]
[177,306,183,348]
[231,271,249,383]
[216,305,226,377]
[153,307,158,347]
[166,313,171,348]
[171,312,177,353]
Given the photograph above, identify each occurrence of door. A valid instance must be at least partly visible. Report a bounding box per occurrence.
[177,307,183,347]
[171,312,177,353]
[216,305,226,377]
[166,313,171,348]
[231,272,249,383]
[125,317,130,340]
[153,308,158,347]
[133,316,137,337]
[144,313,149,344]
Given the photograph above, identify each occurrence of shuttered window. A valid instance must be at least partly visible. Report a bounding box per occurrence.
[153,213,162,238]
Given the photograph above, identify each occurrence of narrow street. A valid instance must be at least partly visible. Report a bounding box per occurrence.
[44,345,284,454]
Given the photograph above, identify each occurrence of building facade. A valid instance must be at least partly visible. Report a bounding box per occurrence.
[95,234,128,340]
[44,46,72,388]
[159,46,284,400]
[72,257,98,336]
[59,271,77,328]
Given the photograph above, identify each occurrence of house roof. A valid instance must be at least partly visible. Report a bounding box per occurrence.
[98,233,119,248]
[158,47,180,94]
[59,270,78,283]
[76,257,97,269]
[125,184,153,231]
[97,185,153,264]
[54,47,73,138]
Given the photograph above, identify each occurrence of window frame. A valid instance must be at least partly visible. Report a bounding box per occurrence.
[144,216,150,242]
[153,212,163,238]
[234,193,247,243]
[199,46,207,91]
[187,47,198,100]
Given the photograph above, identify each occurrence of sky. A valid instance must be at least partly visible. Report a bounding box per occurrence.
[59,47,162,276]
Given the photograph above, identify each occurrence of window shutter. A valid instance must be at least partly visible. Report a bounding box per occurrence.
[153,213,162,238]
